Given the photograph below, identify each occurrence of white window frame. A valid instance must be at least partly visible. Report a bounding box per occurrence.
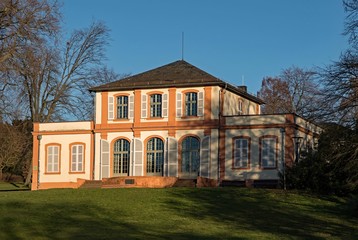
[47,145,60,173]
[238,100,243,115]
[233,138,250,168]
[260,137,277,168]
[71,144,84,172]
[116,95,128,119]
[185,92,198,116]
[150,94,162,118]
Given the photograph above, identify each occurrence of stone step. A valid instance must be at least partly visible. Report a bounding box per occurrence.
[172,179,196,187]
[78,180,102,189]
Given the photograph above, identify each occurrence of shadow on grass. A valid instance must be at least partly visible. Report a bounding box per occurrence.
[0,189,244,240]
[0,182,29,191]
[1,200,141,239]
[1,188,357,239]
[163,188,358,239]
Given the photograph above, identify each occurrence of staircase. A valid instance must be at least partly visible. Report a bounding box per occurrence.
[78,180,102,189]
[172,179,196,187]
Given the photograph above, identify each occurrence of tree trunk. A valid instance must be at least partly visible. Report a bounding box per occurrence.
[24,162,32,186]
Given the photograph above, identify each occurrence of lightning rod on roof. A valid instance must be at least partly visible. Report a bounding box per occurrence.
[181,32,184,60]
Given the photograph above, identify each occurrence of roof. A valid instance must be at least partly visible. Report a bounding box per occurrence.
[89,60,264,104]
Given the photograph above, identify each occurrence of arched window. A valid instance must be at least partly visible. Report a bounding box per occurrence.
[113,139,130,176]
[181,136,200,178]
[147,138,164,176]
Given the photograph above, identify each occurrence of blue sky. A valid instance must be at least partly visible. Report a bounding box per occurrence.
[62,0,348,94]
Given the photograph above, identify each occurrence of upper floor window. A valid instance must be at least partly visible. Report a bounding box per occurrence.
[260,136,277,168]
[238,100,243,115]
[46,144,60,173]
[233,137,250,168]
[117,96,128,119]
[150,94,162,117]
[185,92,198,116]
[71,144,84,172]
[176,91,204,118]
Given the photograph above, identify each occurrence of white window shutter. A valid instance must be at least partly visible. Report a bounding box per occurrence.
[141,95,147,119]
[108,96,114,120]
[133,138,143,176]
[101,140,110,178]
[129,95,134,119]
[162,93,168,118]
[168,137,178,177]
[198,92,204,117]
[176,92,182,117]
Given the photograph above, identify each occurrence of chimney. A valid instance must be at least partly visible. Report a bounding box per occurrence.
[237,85,247,92]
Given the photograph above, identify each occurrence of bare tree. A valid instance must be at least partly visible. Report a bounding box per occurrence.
[8,21,110,122]
[0,0,60,121]
[258,77,292,114]
[344,0,358,46]
[258,66,320,119]
[0,123,27,180]
[320,50,358,128]
[0,0,60,66]
[319,0,358,129]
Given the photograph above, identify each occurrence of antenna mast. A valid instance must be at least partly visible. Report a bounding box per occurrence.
[181,32,184,60]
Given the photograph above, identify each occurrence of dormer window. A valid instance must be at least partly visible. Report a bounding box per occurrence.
[185,92,198,116]
[150,94,162,117]
[117,96,128,119]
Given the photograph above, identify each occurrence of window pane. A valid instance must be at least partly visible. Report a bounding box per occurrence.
[117,96,128,119]
[234,139,249,168]
[181,137,200,173]
[185,92,198,116]
[113,139,130,175]
[147,138,164,175]
[261,138,276,168]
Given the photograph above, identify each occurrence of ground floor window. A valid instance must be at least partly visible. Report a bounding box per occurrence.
[181,136,200,178]
[147,138,164,176]
[233,137,250,168]
[260,136,277,168]
[71,144,84,172]
[46,144,60,173]
[113,139,130,176]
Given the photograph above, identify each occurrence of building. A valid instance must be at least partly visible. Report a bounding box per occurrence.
[31,60,320,190]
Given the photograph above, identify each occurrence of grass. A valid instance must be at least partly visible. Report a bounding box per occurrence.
[0,181,29,191]
[0,188,357,239]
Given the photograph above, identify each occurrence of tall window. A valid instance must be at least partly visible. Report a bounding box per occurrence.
[47,145,60,173]
[185,92,197,116]
[113,139,130,176]
[238,100,243,115]
[147,138,164,175]
[233,138,249,168]
[181,136,200,176]
[260,137,277,168]
[71,144,84,172]
[150,94,162,117]
[117,96,128,119]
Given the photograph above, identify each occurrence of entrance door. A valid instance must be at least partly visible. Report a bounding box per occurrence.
[181,136,200,179]
[113,139,130,176]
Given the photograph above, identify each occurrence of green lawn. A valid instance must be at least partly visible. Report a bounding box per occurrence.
[0,181,29,191]
[0,188,357,239]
